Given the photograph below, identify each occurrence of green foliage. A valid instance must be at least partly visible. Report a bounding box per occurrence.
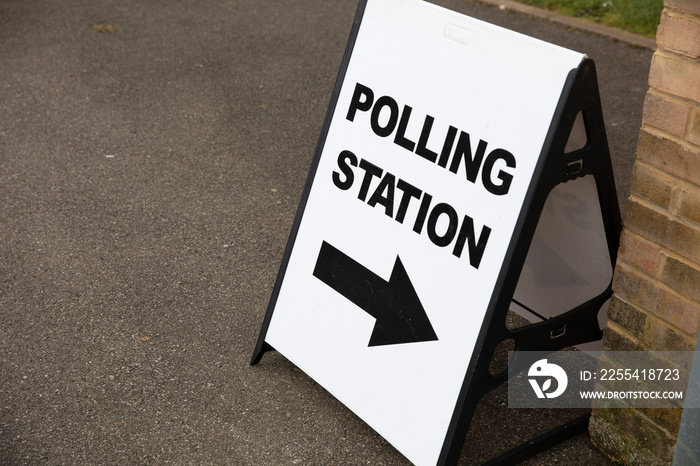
[515,0,663,37]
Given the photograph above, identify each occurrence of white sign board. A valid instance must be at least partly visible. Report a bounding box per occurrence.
[261,1,586,464]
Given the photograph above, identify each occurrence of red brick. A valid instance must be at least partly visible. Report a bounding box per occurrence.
[628,444,675,466]
[660,254,700,303]
[657,10,700,59]
[601,320,645,351]
[591,406,677,463]
[661,288,700,337]
[638,408,683,438]
[607,294,648,336]
[617,229,661,276]
[613,262,657,309]
[623,198,700,266]
[665,0,700,17]
[636,129,700,186]
[642,91,690,137]
[667,217,700,264]
[643,315,696,350]
[648,51,700,104]
[626,410,678,462]
[676,184,700,224]
[623,196,671,245]
[629,162,676,208]
[612,263,700,332]
[589,415,629,463]
[688,107,700,147]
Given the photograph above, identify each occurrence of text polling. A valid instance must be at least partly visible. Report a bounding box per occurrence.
[330,83,519,269]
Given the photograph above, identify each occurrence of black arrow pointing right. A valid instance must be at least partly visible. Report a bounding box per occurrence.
[312,241,438,347]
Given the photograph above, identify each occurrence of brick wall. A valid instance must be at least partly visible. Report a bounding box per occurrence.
[589,0,700,464]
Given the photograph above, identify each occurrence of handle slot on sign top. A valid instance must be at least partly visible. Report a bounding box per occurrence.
[444,24,474,46]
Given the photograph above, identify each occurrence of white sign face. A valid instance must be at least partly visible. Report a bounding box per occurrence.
[264,1,584,464]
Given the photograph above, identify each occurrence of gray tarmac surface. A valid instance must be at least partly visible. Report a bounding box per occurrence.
[1,0,653,464]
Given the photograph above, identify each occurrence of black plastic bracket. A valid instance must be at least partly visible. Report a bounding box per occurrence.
[510,284,610,354]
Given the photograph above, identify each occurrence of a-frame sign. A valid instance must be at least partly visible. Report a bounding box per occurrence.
[251,0,621,465]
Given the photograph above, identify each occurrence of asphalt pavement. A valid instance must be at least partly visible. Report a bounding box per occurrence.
[1,0,653,464]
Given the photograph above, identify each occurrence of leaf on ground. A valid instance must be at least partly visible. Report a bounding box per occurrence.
[92,24,118,33]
